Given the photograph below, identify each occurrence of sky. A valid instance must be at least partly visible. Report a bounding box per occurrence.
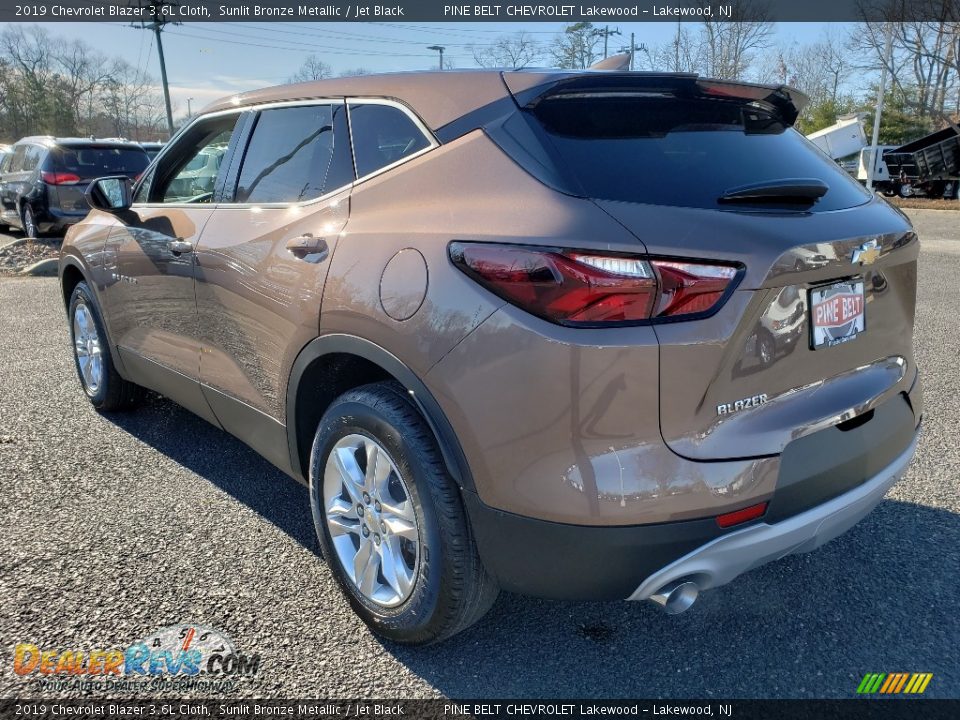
[22,21,855,115]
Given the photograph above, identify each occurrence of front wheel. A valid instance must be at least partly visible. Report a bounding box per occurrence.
[68,281,143,411]
[309,382,498,644]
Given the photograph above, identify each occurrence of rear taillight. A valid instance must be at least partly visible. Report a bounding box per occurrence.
[450,242,738,325]
[41,171,81,185]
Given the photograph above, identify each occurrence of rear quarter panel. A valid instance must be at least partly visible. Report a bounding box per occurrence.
[319,130,647,377]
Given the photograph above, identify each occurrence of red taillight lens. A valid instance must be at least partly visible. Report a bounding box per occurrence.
[716,502,768,528]
[450,243,738,325]
[41,171,81,185]
[654,261,739,317]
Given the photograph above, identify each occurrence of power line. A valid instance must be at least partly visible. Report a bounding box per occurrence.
[619,34,647,71]
[593,26,621,59]
[165,29,439,58]
[369,22,562,35]
[231,22,484,48]
[129,0,179,136]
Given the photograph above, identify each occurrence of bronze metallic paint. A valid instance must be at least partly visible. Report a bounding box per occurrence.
[60,70,921,535]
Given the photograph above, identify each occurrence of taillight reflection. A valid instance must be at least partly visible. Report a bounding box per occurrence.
[450,242,738,326]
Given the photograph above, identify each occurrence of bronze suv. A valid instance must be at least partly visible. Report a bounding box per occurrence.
[60,69,922,644]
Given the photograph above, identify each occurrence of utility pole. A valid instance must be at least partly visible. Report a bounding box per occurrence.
[186,97,193,117]
[130,0,179,138]
[427,45,446,70]
[867,23,894,192]
[620,34,647,71]
[594,26,621,59]
[674,22,681,72]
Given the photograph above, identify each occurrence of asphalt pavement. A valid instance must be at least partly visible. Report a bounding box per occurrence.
[0,209,957,699]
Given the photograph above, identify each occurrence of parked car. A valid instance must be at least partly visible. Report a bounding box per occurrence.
[163,142,226,201]
[0,137,149,237]
[139,141,165,160]
[59,70,922,644]
[0,144,12,176]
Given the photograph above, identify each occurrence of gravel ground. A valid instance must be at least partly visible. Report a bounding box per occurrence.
[0,235,61,275]
[0,211,957,700]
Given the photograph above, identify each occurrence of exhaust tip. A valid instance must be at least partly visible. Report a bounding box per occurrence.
[649,580,699,615]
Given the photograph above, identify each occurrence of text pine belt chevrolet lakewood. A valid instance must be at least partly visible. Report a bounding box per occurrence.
[60,68,922,644]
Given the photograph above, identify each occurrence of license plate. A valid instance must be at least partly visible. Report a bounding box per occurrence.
[810,280,865,349]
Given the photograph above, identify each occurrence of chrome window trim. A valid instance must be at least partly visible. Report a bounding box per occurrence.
[133,97,437,211]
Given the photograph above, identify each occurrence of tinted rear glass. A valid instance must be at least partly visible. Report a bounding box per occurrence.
[348,103,431,178]
[51,146,149,178]
[533,96,871,212]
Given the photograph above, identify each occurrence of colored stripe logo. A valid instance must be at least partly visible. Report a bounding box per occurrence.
[857,673,933,694]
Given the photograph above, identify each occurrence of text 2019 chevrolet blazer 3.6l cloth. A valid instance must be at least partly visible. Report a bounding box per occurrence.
[60,69,922,644]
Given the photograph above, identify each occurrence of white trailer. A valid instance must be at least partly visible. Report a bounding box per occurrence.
[806,113,869,160]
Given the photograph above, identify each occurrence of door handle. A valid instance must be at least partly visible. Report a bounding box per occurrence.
[285,234,329,261]
[169,238,193,255]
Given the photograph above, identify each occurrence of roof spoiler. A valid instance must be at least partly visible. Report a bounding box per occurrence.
[504,73,809,127]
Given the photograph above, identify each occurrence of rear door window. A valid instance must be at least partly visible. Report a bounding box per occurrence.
[234,103,354,204]
[532,96,871,212]
[21,144,44,172]
[9,145,27,172]
[348,103,431,178]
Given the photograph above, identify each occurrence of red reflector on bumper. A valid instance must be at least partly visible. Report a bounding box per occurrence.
[716,502,768,528]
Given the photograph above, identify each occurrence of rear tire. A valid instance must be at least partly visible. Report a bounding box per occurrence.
[309,381,498,645]
[21,205,39,238]
[68,281,144,411]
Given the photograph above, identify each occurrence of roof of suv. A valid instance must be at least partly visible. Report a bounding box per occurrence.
[16,136,147,150]
[202,69,808,133]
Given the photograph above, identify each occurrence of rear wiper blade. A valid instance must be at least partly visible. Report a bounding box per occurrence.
[718,178,829,204]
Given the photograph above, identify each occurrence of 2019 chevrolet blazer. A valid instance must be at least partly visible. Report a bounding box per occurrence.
[59,69,923,644]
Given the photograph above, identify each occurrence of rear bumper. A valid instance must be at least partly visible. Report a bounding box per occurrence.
[466,426,919,602]
[38,207,87,234]
[628,431,918,601]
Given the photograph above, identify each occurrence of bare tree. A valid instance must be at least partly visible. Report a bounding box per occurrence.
[289,55,333,83]
[0,24,168,142]
[550,22,603,69]
[851,1,959,123]
[472,32,544,70]
[699,1,775,79]
[57,38,112,133]
[339,68,372,77]
[635,24,702,73]
[100,59,166,140]
[0,25,58,138]
[634,4,773,80]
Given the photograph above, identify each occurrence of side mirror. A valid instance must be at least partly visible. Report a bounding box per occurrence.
[85,176,133,213]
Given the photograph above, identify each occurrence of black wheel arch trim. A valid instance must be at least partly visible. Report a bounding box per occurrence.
[285,333,474,492]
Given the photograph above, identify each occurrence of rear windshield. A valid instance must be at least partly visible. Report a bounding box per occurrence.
[49,146,149,178]
[532,96,871,212]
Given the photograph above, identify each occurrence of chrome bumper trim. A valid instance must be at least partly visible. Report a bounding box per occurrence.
[627,432,919,602]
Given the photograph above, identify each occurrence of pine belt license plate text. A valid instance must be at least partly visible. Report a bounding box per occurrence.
[810,280,865,349]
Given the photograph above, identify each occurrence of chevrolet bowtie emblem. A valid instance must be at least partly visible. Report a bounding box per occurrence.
[852,239,881,265]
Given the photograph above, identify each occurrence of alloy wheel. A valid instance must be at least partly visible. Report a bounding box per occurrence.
[323,434,420,607]
[73,302,103,395]
[22,207,36,238]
